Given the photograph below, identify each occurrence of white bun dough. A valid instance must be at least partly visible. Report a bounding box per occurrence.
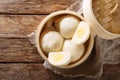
[41,31,64,54]
[72,21,90,45]
[56,15,80,38]
[48,51,71,67]
[63,40,85,63]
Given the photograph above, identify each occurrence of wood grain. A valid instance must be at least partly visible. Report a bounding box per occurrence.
[0,63,88,80]
[0,63,119,80]
[0,15,46,38]
[0,0,77,14]
[0,38,43,62]
[0,0,120,79]
[101,64,120,80]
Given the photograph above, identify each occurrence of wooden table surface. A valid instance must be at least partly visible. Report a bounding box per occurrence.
[0,0,120,80]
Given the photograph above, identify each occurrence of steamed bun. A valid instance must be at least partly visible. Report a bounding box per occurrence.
[41,31,64,54]
[63,40,85,63]
[56,15,80,38]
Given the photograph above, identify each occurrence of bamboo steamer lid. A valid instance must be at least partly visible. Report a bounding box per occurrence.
[83,0,120,39]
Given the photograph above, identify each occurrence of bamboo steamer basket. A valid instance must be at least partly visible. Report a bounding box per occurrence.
[83,0,120,39]
[36,10,94,68]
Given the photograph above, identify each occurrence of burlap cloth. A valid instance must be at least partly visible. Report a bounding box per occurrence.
[28,0,120,78]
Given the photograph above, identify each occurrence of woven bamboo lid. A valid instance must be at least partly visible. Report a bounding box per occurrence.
[93,0,120,34]
[83,0,120,39]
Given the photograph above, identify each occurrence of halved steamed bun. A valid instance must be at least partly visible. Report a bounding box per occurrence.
[63,40,85,63]
[41,31,64,54]
[72,21,90,45]
[56,15,80,38]
[48,51,71,67]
